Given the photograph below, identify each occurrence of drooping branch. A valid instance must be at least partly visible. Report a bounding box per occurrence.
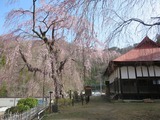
[14,9,32,14]
[19,49,42,73]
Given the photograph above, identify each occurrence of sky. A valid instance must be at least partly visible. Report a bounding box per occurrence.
[0,0,160,48]
[0,1,32,35]
[0,1,10,35]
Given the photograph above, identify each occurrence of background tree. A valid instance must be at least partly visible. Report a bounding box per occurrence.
[5,0,99,108]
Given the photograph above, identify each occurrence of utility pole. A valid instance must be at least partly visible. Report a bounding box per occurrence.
[42,54,47,102]
[42,65,46,102]
[82,44,86,86]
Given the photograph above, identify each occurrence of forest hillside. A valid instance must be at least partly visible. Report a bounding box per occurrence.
[0,37,121,98]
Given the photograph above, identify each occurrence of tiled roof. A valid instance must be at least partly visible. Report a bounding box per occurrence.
[113,36,160,62]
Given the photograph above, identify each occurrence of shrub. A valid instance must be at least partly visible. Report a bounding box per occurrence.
[17,97,38,108]
[4,97,38,118]
[0,55,6,68]
[17,99,26,106]
[17,104,30,113]
[58,98,72,106]
[24,97,38,108]
[65,98,72,105]
[0,83,8,97]
[4,106,18,115]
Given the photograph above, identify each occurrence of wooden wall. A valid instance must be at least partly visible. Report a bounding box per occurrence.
[108,65,160,99]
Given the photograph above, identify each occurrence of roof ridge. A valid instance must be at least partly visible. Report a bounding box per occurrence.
[135,36,160,49]
[112,36,160,62]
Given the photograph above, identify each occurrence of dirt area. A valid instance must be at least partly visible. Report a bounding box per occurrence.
[43,96,160,120]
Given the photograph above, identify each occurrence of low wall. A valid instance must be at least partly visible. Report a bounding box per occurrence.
[0,98,47,107]
[0,98,21,107]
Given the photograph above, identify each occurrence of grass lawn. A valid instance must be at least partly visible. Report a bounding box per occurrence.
[42,96,160,120]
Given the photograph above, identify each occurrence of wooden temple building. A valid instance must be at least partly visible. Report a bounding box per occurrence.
[105,36,160,99]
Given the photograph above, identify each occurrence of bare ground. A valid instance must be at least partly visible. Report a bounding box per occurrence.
[43,96,160,120]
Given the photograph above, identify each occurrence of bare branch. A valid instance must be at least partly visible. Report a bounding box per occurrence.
[151,17,160,19]
[32,0,36,31]
[111,17,160,40]
[38,11,50,28]
[32,29,43,39]
[125,18,160,26]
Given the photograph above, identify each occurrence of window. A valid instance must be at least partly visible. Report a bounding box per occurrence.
[152,80,160,85]
[128,66,136,79]
[136,66,142,77]
[158,80,160,84]
[121,67,128,79]
[153,80,157,85]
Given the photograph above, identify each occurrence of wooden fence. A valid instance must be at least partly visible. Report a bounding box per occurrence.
[0,103,48,120]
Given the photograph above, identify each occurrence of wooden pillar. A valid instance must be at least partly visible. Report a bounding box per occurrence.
[146,65,150,98]
[116,78,119,94]
[153,65,159,96]
[114,81,116,93]
[105,81,110,101]
[117,79,119,94]
[119,67,123,99]
[134,66,139,99]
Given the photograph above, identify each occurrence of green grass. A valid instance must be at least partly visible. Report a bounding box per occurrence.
[43,96,160,120]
